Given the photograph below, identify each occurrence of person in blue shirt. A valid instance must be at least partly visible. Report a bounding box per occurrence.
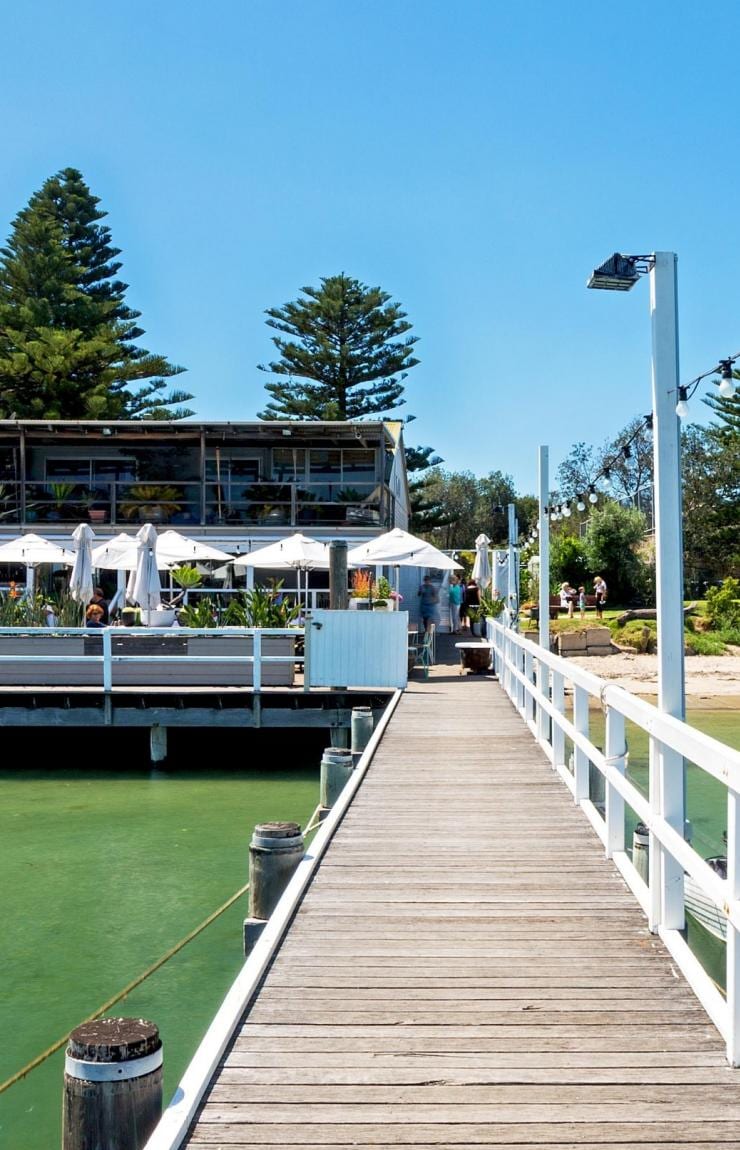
[448,575,463,634]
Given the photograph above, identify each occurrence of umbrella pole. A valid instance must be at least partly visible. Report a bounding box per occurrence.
[26,565,35,599]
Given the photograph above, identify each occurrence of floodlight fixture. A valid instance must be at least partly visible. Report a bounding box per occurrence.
[587,253,654,292]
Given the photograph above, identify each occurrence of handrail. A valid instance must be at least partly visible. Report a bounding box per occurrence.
[0,626,305,693]
[488,618,740,1064]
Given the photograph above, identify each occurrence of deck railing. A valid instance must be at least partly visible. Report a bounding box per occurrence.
[488,618,740,1065]
[0,626,305,692]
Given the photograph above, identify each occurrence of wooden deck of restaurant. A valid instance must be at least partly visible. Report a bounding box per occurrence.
[182,636,740,1148]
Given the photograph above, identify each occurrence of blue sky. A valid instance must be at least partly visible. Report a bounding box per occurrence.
[2,1,738,493]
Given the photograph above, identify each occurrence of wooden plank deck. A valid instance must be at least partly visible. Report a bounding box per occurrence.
[184,643,740,1148]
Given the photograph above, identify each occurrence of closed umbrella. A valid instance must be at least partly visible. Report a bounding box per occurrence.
[472,533,492,588]
[128,523,163,611]
[69,524,95,605]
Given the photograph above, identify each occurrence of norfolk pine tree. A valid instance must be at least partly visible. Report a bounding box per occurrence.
[258,274,419,420]
[0,168,193,419]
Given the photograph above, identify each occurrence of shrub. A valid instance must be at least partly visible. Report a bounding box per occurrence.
[706,578,740,630]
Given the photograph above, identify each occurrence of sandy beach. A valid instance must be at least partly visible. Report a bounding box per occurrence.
[569,651,740,701]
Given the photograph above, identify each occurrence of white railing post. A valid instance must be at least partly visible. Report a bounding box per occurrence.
[573,685,590,802]
[252,629,262,693]
[604,708,626,858]
[726,786,740,1065]
[516,646,526,715]
[648,735,661,932]
[102,627,112,693]
[524,649,534,723]
[536,656,549,743]
[303,621,311,691]
[551,670,565,769]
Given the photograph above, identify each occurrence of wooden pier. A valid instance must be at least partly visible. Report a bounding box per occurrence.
[179,640,740,1149]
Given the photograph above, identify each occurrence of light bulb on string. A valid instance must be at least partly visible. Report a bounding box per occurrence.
[588,485,598,505]
[675,386,690,419]
[576,496,586,512]
[719,360,736,399]
[562,503,571,517]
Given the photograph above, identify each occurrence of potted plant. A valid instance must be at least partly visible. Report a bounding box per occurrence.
[121,485,182,524]
[45,481,76,520]
[349,568,373,610]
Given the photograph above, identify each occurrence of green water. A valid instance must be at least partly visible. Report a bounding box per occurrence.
[0,727,323,1150]
[586,706,740,990]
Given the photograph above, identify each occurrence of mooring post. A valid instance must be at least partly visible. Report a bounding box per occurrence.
[633,822,650,884]
[351,705,374,763]
[331,723,350,748]
[244,822,305,955]
[149,724,167,764]
[320,746,354,814]
[62,1017,162,1150]
[329,540,348,610]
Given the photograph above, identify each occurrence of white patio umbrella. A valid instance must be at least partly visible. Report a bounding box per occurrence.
[232,533,330,610]
[91,533,139,571]
[156,530,234,564]
[69,523,95,605]
[0,533,74,596]
[472,533,492,589]
[127,523,163,611]
[347,528,462,571]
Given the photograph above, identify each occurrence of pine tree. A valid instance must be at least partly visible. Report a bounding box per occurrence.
[258,274,419,420]
[0,168,193,419]
[703,371,740,440]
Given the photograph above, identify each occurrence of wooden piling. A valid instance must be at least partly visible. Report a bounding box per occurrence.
[320,746,353,810]
[149,724,167,763]
[633,821,650,883]
[244,821,304,954]
[62,1017,162,1150]
[329,540,348,609]
[351,705,374,761]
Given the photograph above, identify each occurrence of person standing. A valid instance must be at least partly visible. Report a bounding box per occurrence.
[418,575,440,634]
[593,575,608,620]
[578,585,586,621]
[90,586,109,624]
[461,579,480,632]
[448,575,463,634]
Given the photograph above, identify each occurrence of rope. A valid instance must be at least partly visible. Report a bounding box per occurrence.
[0,880,251,1096]
[0,803,326,1096]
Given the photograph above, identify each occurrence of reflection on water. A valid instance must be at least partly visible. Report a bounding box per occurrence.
[0,726,325,1149]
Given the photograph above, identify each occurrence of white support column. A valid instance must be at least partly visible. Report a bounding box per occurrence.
[537,446,550,744]
[102,627,112,693]
[573,685,590,802]
[507,503,517,631]
[252,629,262,693]
[648,735,661,933]
[726,787,740,1065]
[604,709,626,858]
[649,252,685,930]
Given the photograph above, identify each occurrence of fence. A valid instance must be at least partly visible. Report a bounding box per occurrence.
[488,618,740,1065]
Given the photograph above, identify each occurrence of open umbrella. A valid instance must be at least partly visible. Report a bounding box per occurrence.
[347,528,461,571]
[69,524,95,605]
[127,523,163,611]
[0,533,74,596]
[91,533,139,571]
[472,533,492,588]
[232,533,330,610]
[156,530,233,564]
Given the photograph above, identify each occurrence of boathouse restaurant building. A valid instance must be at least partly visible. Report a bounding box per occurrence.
[0,419,410,553]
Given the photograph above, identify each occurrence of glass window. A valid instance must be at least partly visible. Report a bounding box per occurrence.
[272,448,306,482]
[342,449,375,484]
[45,459,92,482]
[93,459,136,483]
[309,450,341,482]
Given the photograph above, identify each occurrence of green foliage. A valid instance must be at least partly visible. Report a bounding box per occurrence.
[610,619,656,653]
[479,589,505,619]
[170,565,202,590]
[549,532,590,591]
[706,578,740,630]
[0,591,82,626]
[684,630,727,656]
[222,584,300,627]
[583,502,651,603]
[258,273,418,420]
[176,599,218,628]
[0,167,192,420]
[375,575,392,599]
[682,424,739,587]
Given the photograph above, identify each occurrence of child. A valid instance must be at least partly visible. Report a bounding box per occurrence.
[578,585,586,621]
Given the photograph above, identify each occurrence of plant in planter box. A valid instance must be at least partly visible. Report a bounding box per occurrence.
[46,481,76,520]
[479,590,505,620]
[121,485,182,523]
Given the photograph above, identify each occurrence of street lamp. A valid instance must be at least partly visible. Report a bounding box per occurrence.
[587,250,685,932]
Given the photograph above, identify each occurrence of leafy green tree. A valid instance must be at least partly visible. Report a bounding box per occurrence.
[703,370,740,439]
[0,167,192,419]
[584,501,651,604]
[549,532,591,591]
[258,274,419,420]
[682,424,739,587]
[601,416,653,506]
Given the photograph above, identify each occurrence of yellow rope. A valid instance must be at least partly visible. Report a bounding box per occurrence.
[0,805,325,1097]
[0,880,249,1096]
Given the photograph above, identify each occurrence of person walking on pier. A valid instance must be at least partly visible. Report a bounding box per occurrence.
[418,575,440,634]
[448,575,462,634]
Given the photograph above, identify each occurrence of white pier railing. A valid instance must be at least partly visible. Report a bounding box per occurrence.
[489,618,740,1065]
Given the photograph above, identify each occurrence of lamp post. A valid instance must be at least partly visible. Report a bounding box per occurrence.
[587,250,685,930]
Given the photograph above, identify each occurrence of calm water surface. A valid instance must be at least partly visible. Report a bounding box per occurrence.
[0,727,323,1149]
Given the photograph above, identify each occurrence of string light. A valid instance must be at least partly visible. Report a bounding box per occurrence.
[719,359,736,399]
[676,386,690,419]
[588,485,598,504]
[576,495,586,512]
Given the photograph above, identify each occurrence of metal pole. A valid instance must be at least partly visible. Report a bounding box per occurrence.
[507,503,517,631]
[649,250,685,930]
[538,446,549,652]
